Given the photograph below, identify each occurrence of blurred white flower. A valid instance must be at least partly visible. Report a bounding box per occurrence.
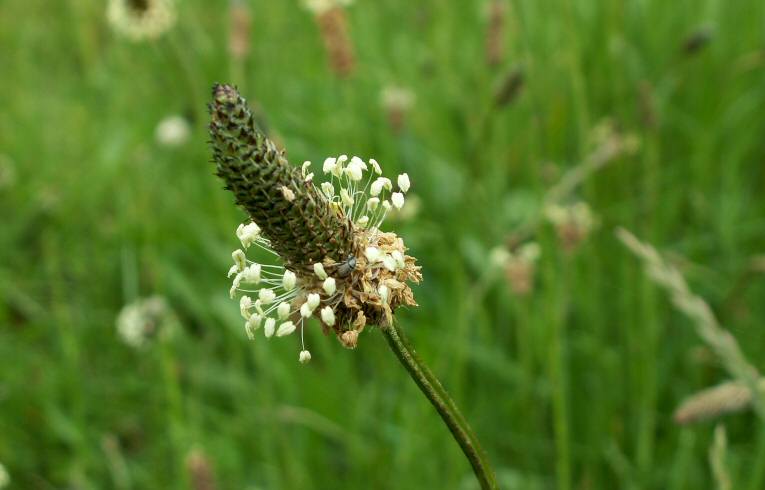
[544,201,598,252]
[489,246,511,267]
[107,0,177,42]
[155,115,191,147]
[381,86,416,133]
[116,296,171,348]
[381,86,416,112]
[0,462,8,489]
[490,242,542,296]
[0,155,17,190]
[302,0,354,15]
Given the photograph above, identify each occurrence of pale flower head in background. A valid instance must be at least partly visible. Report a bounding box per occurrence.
[0,462,9,489]
[155,115,191,147]
[381,86,416,132]
[491,242,541,296]
[545,201,598,252]
[229,0,252,61]
[302,0,354,15]
[302,0,356,77]
[0,155,17,190]
[116,296,174,348]
[107,0,177,42]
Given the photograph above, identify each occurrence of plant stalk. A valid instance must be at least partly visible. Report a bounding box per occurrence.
[381,322,499,490]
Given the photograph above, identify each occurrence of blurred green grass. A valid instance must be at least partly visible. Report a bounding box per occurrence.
[1,0,765,488]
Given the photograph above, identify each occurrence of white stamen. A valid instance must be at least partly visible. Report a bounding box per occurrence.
[240,295,253,320]
[321,182,335,198]
[242,263,261,283]
[299,350,312,364]
[345,159,364,181]
[392,250,405,269]
[236,222,261,248]
[322,157,337,174]
[276,321,296,337]
[397,173,411,193]
[350,156,367,170]
[300,302,312,318]
[340,188,354,207]
[307,293,321,310]
[382,255,396,271]
[365,246,381,263]
[314,262,328,280]
[282,270,296,290]
[371,177,392,196]
[232,249,247,271]
[281,185,295,202]
[248,314,263,330]
[391,192,405,209]
[321,306,336,326]
[264,318,276,338]
[277,302,291,319]
[258,288,276,304]
[230,273,243,298]
[323,277,337,295]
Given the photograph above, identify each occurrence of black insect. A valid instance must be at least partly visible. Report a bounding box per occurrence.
[335,254,357,278]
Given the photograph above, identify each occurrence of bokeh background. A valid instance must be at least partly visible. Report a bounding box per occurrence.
[2,0,765,488]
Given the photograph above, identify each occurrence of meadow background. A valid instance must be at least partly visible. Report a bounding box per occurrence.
[1,0,765,488]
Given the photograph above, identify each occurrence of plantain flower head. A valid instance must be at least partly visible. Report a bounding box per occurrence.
[107,0,177,42]
[302,0,354,15]
[544,201,598,252]
[116,296,174,348]
[209,84,421,362]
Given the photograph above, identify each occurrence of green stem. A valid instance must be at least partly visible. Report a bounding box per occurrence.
[381,322,499,490]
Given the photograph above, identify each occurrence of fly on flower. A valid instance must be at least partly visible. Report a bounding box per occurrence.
[209,84,421,363]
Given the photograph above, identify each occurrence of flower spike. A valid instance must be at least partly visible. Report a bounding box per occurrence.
[209,84,421,362]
